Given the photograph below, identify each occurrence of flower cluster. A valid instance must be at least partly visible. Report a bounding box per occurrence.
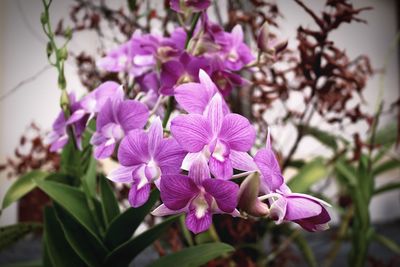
[47,0,330,234]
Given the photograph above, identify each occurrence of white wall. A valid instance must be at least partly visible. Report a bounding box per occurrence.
[0,0,399,226]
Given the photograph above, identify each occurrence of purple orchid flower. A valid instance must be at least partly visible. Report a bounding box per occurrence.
[253,130,285,193]
[45,93,89,152]
[108,117,186,207]
[268,184,331,232]
[170,0,211,13]
[80,81,124,115]
[254,130,331,231]
[171,93,256,180]
[152,163,239,234]
[174,69,229,114]
[98,31,161,76]
[90,97,149,159]
[215,25,254,71]
[160,53,211,95]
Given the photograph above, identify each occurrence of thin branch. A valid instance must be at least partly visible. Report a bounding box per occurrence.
[0,65,52,102]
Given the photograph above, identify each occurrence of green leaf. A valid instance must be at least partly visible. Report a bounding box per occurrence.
[54,205,109,267]
[84,156,97,197]
[373,232,400,254]
[104,215,178,266]
[373,159,400,176]
[2,171,48,209]
[293,232,317,267]
[61,140,84,178]
[374,182,400,195]
[99,176,120,226]
[334,160,358,186]
[104,189,159,249]
[0,223,41,251]
[288,158,328,193]
[35,180,98,237]
[148,243,234,267]
[43,207,86,267]
[373,122,397,146]
[299,125,338,150]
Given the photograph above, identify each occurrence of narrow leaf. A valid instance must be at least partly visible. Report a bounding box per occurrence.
[299,124,338,150]
[374,182,400,195]
[84,156,97,197]
[148,243,234,267]
[334,160,358,186]
[54,205,109,267]
[288,158,327,193]
[104,189,159,249]
[373,159,400,176]
[373,232,400,254]
[35,180,98,237]
[104,215,178,266]
[2,171,48,209]
[99,176,120,226]
[43,207,86,267]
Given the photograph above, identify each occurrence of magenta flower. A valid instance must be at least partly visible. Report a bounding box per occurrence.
[171,93,255,180]
[108,118,186,207]
[80,81,123,115]
[159,53,210,95]
[174,69,229,114]
[153,167,239,234]
[170,0,211,13]
[90,98,149,159]
[253,131,284,193]
[215,25,254,71]
[46,93,89,152]
[268,184,331,232]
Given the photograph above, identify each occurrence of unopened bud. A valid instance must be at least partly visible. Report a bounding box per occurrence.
[274,40,288,54]
[238,172,269,217]
[257,22,270,53]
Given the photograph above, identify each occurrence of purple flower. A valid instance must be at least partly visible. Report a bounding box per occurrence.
[108,118,186,207]
[253,130,284,193]
[152,165,239,234]
[46,93,89,152]
[268,184,331,232]
[98,31,161,76]
[80,81,123,115]
[174,69,229,114]
[159,53,210,95]
[215,25,254,71]
[90,98,149,159]
[171,93,256,180]
[170,0,211,13]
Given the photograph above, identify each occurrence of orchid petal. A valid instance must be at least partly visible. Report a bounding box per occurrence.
[203,179,238,213]
[129,182,151,208]
[148,117,163,155]
[171,114,212,152]
[160,174,198,210]
[209,157,233,180]
[118,130,149,166]
[219,114,255,151]
[107,166,136,183]
[185,208,212,234]
[230,150,257,171]
[117,100,149,132]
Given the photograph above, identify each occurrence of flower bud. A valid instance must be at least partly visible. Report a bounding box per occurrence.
[238,172,269,217]
[257,22,270,53]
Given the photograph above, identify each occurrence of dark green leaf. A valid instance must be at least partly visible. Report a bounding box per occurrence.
[127,0,136,11]
[84,156,97,197]
[104,215,178,266]
[2,171,48,209]
[99,176,120,226]
[148,243,234,267]
[0,223,41,251]
[54,205,108,267]
[43,207,86,267]
[288,158,327,193]
[104,189,159,249]
[373,159,400,176]
[61,140,84,178]
[374,182,400,195]
[299,125,338,150]
[35,180,98,237]
[373,232,400,254]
